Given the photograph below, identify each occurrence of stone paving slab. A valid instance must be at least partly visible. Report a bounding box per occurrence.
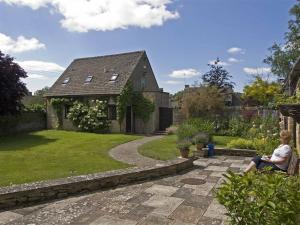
[0,212,23,225]
[1,156,251,225]
[89,215,137,225]
[143,195,184,216]
[144,185,178,196]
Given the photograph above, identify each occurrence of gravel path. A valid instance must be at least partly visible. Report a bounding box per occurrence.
[109,135,164,167]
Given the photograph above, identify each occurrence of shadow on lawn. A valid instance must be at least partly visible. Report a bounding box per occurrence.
[0,133,58,151]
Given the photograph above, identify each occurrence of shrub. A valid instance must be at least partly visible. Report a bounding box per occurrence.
[253,137,280,156]
[24,103,46,113]
[68,100,110,133]
[216,171,300,225]
[176,123,198,141]
[193,132,210,145]
[176,139,192,150]
[166,126,178,135]
[227,117,251,137]
[226,138,255,149]
[184,118,215,134]
[181,86,225,118]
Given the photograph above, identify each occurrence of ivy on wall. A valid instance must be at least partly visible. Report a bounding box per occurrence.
[117,82,155,125]
[50,98,73,129]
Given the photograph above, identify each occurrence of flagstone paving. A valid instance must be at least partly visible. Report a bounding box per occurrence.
[0,155,252,225]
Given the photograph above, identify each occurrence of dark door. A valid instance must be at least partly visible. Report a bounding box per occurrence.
[126,106,132,133]
[159,107,173,131]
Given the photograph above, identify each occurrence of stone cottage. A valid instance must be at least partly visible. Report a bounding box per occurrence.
[45,51,172,134]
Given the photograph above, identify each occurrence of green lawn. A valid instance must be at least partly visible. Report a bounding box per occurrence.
[138,135,179,161]
[212,135,237,148]
[0,130,142,187]
[138,134,239,161]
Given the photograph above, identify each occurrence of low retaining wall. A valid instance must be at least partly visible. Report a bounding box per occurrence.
[0,158,193,210]
[203,147,256,157]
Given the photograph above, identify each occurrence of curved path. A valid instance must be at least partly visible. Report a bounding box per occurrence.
[109,135,164,167]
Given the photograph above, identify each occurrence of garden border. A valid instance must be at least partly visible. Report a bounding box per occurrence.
[0,158,193,210]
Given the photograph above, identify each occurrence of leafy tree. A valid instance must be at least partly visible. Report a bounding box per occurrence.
[181,86,225,118]
[34,86,49,96]
[0,51,28,115]
[264,1,300,82]
[242,76,282,106]
[202,58,235,91]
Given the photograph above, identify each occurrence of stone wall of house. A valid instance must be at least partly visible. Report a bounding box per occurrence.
[129,52,160,92]
[0,112,46,136]
[134,91,171,134]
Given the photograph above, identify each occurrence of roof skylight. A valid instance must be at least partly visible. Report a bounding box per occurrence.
[62,77,70,84]
[109,73,119,82]
[85,75,93,83]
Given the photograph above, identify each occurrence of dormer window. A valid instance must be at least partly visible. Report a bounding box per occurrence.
[109,73,119,82]
[62,77,70,84]
[85,75,93,83]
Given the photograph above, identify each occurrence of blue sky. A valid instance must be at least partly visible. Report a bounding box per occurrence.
[0,0,296,94]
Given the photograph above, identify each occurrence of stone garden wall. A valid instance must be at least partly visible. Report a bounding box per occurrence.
[0,112,46,136]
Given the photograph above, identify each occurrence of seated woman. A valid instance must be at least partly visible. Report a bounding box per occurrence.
[244,130,292,173]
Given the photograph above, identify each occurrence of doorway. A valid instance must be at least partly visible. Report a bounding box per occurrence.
[126,106,132,133]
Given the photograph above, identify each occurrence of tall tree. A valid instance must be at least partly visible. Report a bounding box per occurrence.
[202,58,235,91]
[0,51,28,115]
[264,1,300,83]
[34,86,50,96]
[242,76,282,106]
[181,86,225,118]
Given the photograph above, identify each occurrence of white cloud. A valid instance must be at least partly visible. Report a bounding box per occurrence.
[169,69,200,79]
[0,33,45,54]
[16,60,65,73]
[209,60,230,66]
[227,47,245,54]
[228,57,241,63]
[165,80,183,84]
[243,67,271,75]
[0,0,50,10]
[27,73,48,80]
[1,0,179,32]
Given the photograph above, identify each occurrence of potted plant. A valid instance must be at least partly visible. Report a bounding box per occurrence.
[193,133,209,150]
[192,133,209,158]
[177,139,191,158]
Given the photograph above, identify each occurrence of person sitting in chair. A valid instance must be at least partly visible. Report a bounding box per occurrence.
[244,130,292,173]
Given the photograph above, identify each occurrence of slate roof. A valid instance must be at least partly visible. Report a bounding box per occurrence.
[45,51,145,97]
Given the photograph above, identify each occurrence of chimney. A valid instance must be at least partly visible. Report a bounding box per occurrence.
[159,88,164,92]
[185,85,190,89]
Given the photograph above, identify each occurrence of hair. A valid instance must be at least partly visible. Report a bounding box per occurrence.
[280,130,291,143]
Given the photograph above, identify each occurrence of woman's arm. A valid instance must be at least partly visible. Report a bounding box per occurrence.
[264,156,288,164]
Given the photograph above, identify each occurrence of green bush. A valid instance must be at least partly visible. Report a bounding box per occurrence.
[176,139,192,150]
[227,117,252,137]
[217,171,300,225]
[253,137,280,156]
[227,138,255,149]
[184,118,215,134]
[24,103,46,113]
[68,100,110,133]
[176,123,198,141]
